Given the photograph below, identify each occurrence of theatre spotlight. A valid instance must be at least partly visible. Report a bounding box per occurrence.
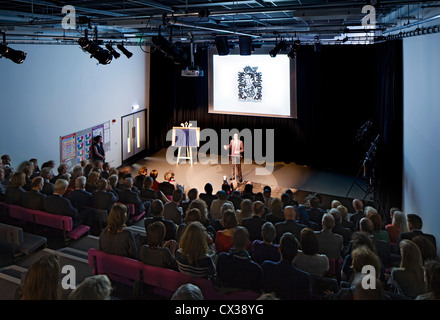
[117,43,133,58]
[78,37,112,65]
[287,47,296,59]
[0,43,27,64]
[152,35,187,65]
[105,43,120,59]
[269,40,288,57]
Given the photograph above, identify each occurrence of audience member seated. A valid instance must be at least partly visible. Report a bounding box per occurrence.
[350,198,365,231]
[139,221,178,270]
[43,179,82,227]
[210,190,233,221]
[21,176,46,210]
[293,227,329,277]
[171,283,204,300]
[134,173,146,192]
[315,213,344,260]
[176,208,214,245]
[118,177,151,216]
[67,176,93,213]
[99,203,138,259]
[5,171,27,205]
[235,198,252,226]
[412,235,439,265]
[1,154,14,182]
[66,165,84,196]
[211,202,235,232]
[274,206,306,244]
[140,176,158,200]
[149,169,160,192]
[252,222,280,266]
[92,178,119,213]
[216,226,263,292]
[262,186,273,210]
[242,201,266,242]
[337,204,355,231]
[175,221,216,279]
[328,208,352,249]
[52,163,69,183]
[107,174,120,198]
[199,183,217,209]
[215,209,240,254]
[262,232,312,300]
[415,260,440,300]
[163,188,184,225]
[281,192,292,209]
[326,246,384,300]
[265,197,285,225]
[40,167,54,196]
[331,199,342,208]
[227,190,242,211]
[285,189,299,207]
[21,165,34,191]
[100,162,111,180]
[305,195,326,229]
[398,213,437,251]
[29,159,40,178]
[365,207,390,243]
[158,170,177,197]
[144,199,177,241]
[180,188,198,216]
[17,254,63,300]
[387,239,426,299]
[241,183,255,201]
[341,231,382,283]
[68,275,113,300]
[385,210,409,244]
[85,171,100,194]
[187,199,216,241]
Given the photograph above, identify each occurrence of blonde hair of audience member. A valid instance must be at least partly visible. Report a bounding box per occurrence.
[68,275,112,300]
[87,171,100,186]
[351,245,382,276]
[188,199,209,226]
[184,208,202,224]
[171,283,204,300]
[20,254,62,300]
[138,166,148,176]
[164,170,175,182]
[398,239,425,290]
[105,204,128,235]
[10,171,26,188]
[236,199,253,225]
[331,200,342,208]
[337,204,349,221]
[179,221,210,264]
[392,211,410,233]
[364,206,378,217]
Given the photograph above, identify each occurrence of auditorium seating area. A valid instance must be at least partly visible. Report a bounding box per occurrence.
[0,156,438,301]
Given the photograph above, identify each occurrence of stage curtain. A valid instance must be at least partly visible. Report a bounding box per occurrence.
[373,40,403,222]
[149,44,379,176]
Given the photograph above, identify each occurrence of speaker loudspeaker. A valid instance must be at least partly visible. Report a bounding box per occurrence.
[239,36,252,55]
[215,36,230,56]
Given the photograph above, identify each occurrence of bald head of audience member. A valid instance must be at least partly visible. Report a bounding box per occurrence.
[284,206,297,221]
[352,199,364,212]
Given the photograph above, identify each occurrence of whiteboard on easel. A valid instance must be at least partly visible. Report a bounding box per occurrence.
[172,126,200,147]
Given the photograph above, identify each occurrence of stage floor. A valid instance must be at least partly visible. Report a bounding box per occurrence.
[130,149,372,207]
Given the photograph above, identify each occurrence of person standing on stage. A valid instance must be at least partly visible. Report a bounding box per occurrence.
[224,133,244,183]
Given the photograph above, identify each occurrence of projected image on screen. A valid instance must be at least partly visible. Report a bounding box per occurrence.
[209,52,296,118]
[238,66,262,102]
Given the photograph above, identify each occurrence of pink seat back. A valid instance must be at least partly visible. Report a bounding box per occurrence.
[31,209,73,231]
[8,204,33,222]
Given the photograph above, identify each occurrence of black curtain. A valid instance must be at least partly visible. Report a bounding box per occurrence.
[373,40,403,222]
[149,44,379,176]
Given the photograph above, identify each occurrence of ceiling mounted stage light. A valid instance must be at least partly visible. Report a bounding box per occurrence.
[269,40,288,57]
[78,37,112,65]
[117,43,133,59]
[152,35,187,65]
[105,43,120,59]
[0,43,27,64]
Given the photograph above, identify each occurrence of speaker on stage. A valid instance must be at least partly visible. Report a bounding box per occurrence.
[215,36,230,56]
[239,36,252,55]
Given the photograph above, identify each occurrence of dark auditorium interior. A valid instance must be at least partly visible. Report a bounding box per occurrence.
[0,0,440,307]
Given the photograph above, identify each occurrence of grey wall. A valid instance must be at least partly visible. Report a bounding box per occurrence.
[0,44,149,170]
[403,32,440,253]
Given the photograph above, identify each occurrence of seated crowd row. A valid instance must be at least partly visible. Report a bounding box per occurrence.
[1,154,439,300]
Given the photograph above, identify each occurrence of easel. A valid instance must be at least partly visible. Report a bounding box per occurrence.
[172,122,200,165]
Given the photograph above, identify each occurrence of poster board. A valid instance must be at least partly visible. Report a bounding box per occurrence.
[60,120,111,168]
[171,127,200,147]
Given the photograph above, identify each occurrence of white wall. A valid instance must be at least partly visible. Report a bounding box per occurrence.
[0,43,149,170]
[403,32,440,253]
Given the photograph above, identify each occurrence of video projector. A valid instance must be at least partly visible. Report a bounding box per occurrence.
[181,66,204,77]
